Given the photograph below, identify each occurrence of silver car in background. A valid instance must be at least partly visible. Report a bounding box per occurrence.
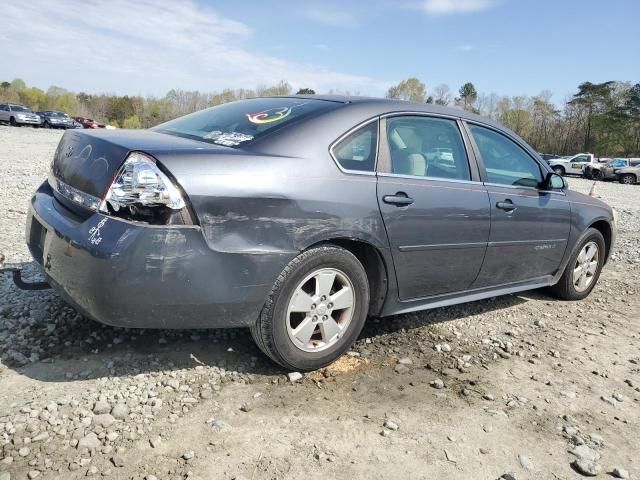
[0,103,42,126]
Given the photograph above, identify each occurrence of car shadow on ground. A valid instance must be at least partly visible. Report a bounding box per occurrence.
[1,260,545,383]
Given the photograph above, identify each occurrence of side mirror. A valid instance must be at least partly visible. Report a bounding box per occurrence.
[544,172,566,190]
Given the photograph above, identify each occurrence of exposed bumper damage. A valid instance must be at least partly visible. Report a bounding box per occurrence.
[26,181,293,329]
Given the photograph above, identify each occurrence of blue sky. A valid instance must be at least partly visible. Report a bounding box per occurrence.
[2,0,638,103]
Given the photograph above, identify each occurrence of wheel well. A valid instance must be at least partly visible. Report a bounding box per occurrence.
[553,165,565,173]
[590,220,612,263]
[311,238,388,316]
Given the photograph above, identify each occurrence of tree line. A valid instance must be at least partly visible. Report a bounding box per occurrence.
[385,77,640,157]
[1,77,638,157]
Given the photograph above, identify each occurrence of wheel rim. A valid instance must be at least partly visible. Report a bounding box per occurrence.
[572,241,599,293]
[554,168,563,175]
[623,175,634,184]
[286,267,355,353]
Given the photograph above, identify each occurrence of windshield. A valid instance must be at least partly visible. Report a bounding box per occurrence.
[152,97,341,147]
[50,112,68,117]
[10,105,30,112]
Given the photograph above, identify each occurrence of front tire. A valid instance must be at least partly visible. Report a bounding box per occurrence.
[550,228,605,300]
[251,245,370,371]
[553,166,565,176]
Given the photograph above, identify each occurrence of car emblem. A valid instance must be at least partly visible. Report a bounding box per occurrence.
[65,146,73,158]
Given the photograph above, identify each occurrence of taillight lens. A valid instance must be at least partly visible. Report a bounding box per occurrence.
[100,152,190,224]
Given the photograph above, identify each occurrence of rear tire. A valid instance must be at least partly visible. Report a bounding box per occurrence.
[251,245,370,371]
[9,117,16,126]
[620,174,636,185]
[550,228,605,301]
[553,166,565,176]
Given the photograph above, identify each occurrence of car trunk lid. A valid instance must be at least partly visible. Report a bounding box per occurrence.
[51,129,228,200]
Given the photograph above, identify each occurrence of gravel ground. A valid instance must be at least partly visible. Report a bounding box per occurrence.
[0,125,639,480]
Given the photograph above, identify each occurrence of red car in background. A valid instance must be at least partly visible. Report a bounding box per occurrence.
[73,116,105,129]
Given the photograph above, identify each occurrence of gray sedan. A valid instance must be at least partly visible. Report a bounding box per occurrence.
[25,96,616,370]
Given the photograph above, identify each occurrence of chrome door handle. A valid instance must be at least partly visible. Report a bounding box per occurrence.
[383,192,414,207]
[496,200,516,212]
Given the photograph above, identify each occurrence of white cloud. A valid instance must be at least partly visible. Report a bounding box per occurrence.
[0,1,387,95]
[423,0,497,15]
[304,6,358,27]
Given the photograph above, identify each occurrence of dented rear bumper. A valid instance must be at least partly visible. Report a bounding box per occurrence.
[26,181,289,329]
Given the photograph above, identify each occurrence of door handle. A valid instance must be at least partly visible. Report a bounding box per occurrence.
[496,199,516,212]
[383,192,414,207]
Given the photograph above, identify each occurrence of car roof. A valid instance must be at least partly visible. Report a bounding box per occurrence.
[266,94,498,126]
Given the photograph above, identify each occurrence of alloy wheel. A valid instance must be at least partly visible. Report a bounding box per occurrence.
[572,241,599,293]
[286,268,355,352]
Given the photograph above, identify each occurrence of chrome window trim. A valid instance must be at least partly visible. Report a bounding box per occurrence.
[380,111,461,121]
[328,117,380,176]
[377,172,484,186]
[483,181,567,196]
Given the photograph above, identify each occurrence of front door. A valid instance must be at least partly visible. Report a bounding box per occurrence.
[377,115,491,300]
[466,123,571,287]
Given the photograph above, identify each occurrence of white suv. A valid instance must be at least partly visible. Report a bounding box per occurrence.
[0,103,42,126]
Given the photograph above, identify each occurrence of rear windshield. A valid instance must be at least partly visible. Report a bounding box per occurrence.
[152,97,340,147]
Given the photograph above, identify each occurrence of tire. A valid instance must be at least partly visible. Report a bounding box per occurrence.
[9,117,16,126]
[550,228,605,301]
[553,166,565,176]
[43,121,51,129]
[591,169,601,180]
[251,245,370,371]
[620,174,636,185]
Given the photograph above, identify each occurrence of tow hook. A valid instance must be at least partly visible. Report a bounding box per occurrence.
[0,254,52,291]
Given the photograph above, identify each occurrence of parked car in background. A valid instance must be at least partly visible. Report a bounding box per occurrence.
[616,164,640,185]
[538,153,560,162]
[585,158,640,180]
[0,103,42,126]
[548,153,597,176]
[24,96,616,370]
[73,116,106,129]
[37,111,77,129]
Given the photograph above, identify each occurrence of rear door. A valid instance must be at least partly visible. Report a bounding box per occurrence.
[376,115,490,300]
[465,122,570,287]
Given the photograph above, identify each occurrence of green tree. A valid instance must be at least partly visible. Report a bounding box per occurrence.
[18,87,47,110]
[568,81,615,151]
[10,78,26,91]
[456,82,478,112]
[54,93,78,114]
[386,77,427,102]
[296,88,315,95]
[123,114,142,129]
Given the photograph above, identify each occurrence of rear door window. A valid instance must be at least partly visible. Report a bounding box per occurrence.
[386,116,471,180]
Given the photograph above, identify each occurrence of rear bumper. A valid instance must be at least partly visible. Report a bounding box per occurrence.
[26,182,289,329]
